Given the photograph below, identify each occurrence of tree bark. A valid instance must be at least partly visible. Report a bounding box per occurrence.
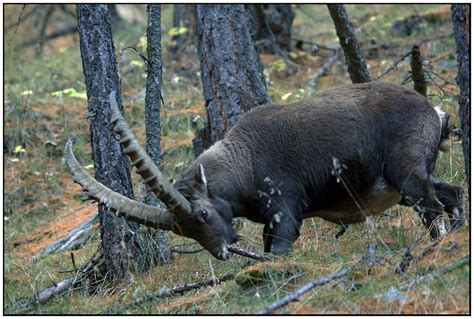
[76,4,139,282]
[195,4,268,150]
[327,4,371,83]
[141,4,172,269]
[249,4,295,54]
[410,45,427,96]
[451,4,470,195]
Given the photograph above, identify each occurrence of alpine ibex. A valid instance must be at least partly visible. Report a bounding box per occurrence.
[64,82,464,260]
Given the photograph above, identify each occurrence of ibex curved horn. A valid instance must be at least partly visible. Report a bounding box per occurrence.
[109,91,192,219]
[64,139,176,230]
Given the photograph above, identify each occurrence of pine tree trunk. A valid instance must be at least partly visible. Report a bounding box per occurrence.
[76,4,139,282]
[141,4,172,268]
[194,4,268,150]
[327,4,371,83]
[451,4,470,195]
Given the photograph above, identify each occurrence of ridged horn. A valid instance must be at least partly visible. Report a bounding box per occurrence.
[109,91,192,219]
[64,138,175,230]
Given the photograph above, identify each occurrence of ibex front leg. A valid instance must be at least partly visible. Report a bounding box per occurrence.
[431,177,464,230]
[262,197,303,255]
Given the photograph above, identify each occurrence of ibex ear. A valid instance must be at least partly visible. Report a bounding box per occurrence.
[194,163,208,195]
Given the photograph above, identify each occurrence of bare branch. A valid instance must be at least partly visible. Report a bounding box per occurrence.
[35,213,98,257]
[227,245,269,262]
[307,53,338,90]
[374,50,412,81]
[121,273,235,311]
[394,255,469,292]
[256,268,348,314]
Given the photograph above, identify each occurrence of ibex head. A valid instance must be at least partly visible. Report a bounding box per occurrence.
[64,92,237,260]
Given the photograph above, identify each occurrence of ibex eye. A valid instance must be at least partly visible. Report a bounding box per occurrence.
[200,209,209,219]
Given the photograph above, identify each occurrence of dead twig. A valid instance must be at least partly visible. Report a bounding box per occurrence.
[256,268,348,314]
[6,5,38,31]
[35,278,74,305]
[364,242,377,274]
[8,4,27,47]
[7,249,104,313]
[374,50,412,81]
[392,255,469,293]
[307,53,338,90]
[70,252,78,273]
[121,273,235,311]
[35,212,98,257]
[38,250,103,305]
[227,245,269,262]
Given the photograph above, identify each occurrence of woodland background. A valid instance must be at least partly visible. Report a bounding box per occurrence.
[4,4,469,314]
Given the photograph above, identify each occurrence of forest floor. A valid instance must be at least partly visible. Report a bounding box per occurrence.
[3,4,469,314]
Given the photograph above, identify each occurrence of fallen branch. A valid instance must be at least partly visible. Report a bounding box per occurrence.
[39,249,103,305]
[121,273,235,311]
[256,268,348,315]
[7,249,103,313]
[35,278,74,305]
[382,255,469,303]
[35,213,98,257]
[398,255,469,291]
[227,245,269,262]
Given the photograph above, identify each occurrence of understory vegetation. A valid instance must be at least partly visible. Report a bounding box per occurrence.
[4,4,469,314]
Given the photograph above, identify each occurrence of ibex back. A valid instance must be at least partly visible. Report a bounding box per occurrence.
[65,82,464,260]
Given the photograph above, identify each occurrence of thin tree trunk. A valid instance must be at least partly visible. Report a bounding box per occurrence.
[195,4,268,149]
[327,4,371,83]
[107,4,123,25]
[249,4,295,54]
[169,4,196,57]
[410,45,427,96]
[76,4,139,282]
[451,4,470,196]
[141,4,172,269]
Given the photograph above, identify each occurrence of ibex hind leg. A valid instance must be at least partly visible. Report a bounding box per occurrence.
[387,165,445,239]
[431,177,465,230]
